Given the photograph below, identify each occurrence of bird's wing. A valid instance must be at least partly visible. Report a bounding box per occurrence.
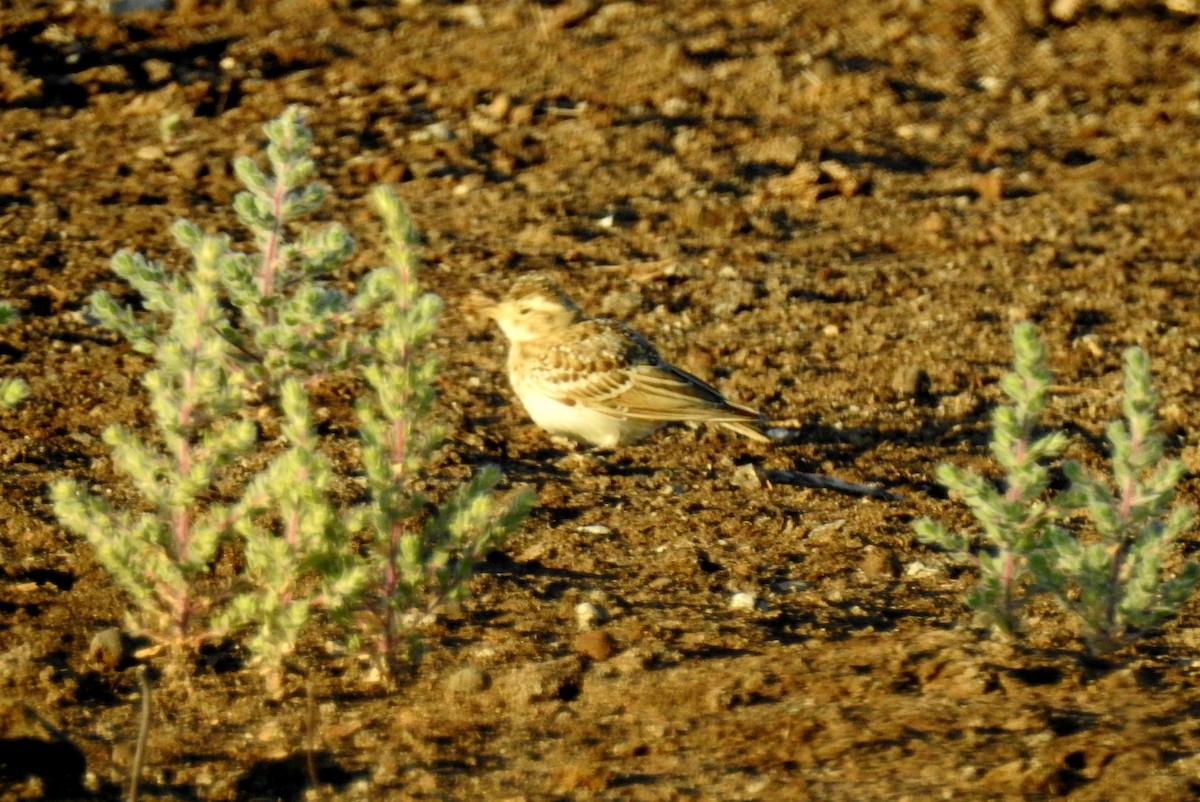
[621,362,761,422]
[521,320,647,407]
[524,320,762,424]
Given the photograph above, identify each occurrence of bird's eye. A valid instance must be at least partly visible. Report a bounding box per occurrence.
[519,306,532,315]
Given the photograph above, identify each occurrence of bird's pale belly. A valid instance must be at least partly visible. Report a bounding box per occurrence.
[514,389,663,447]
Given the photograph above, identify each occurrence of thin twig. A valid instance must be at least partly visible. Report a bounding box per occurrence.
[763,469,905,501]
[128,666,152,802]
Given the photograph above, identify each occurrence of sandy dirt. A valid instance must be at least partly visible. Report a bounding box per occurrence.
[4,1,1200,799]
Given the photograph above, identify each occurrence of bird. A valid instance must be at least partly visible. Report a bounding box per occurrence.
[480,273,770,448]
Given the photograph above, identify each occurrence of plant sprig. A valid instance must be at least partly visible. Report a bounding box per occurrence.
[0,301,29,409]
[53,233,254,665]
[54,107,532,686]
[342,186,534,684]
[915,322,1069,635]
[915,324,1197,653]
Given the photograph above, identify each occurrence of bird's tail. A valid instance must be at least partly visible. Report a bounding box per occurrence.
[719,418,772,443]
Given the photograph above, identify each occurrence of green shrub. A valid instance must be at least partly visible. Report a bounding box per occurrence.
[52,107,532,685]
[915,323,1198,653]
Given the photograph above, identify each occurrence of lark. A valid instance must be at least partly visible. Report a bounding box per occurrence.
[482,274,769,448]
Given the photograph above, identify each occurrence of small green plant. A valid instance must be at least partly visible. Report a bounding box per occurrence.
[93,106,356,392]
[914,322,1069,635]
[159,111,188,145]
[0,301,30,409]
[346,187,533,683]
[213,377,360,687]
[1037,347,1199,652]
[51,233,255,661]
[915,323,1198,653]
[53,107,531,683]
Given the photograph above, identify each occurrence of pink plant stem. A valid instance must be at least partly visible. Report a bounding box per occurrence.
[285,511,301,549]
[284,467,307,548]
[1117,473,1137,523]
[1096,424,1144,642]
[1118,430,1143,523]
[1105,468,1140,637]
[376,251,415,676]
[171,350,201,644]
[1005,435,1028,504]
[174,354,197,553]
[381,535,398,667]
[374,416,409,668]
[259,170,289,299]
[1002,550,1016,628]
[1001,436,1031,630]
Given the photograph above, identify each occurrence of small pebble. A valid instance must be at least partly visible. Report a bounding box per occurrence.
[1077,333,1105,358]
[858,546,899,578]
[729,591,760,612]
[575,601,609,630]
[806,518,846,543]
[905,561,939,578]
[771,579,809,593]
[745,775,771,794]
[575,630,616,661]
[890,364,930,400]
[443,666,490,697]
[87,628,124,670]
[730,463,762,490]
[141,58,173,83]
[107,0,171,12]
[973,170,1004,202]
[412,121,454,142]
[921,211,948,234]
[134,145,164,161]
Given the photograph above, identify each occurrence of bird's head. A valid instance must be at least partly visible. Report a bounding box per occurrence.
[481,274,583,343]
